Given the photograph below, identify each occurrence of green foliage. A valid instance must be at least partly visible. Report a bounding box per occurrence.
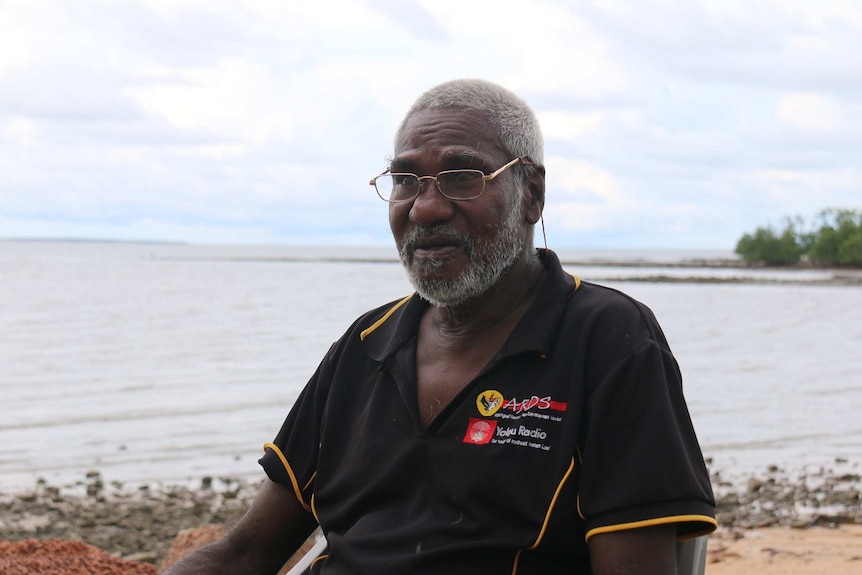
[736,209,862,267]
[734,218,807,265]
[807,209,862,266]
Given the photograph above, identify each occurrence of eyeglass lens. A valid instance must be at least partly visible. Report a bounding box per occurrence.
[376,170,485,202]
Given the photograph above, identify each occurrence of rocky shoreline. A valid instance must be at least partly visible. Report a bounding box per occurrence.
[0,473,260,566]
[709,459,862,530]
[1,461,860,567]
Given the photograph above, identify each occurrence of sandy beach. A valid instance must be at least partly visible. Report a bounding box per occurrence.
[708,525,862,574]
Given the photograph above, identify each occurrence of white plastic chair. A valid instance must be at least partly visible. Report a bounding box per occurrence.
[286,535,709,575]
[284,536,327,575]
[676,535,709,575]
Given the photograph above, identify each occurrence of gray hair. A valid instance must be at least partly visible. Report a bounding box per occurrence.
[396,79,544,166]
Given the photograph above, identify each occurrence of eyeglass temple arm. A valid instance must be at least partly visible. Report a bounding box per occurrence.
[484,156,535,181]
[369,168,391,185]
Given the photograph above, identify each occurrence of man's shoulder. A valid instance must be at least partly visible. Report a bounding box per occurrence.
[564,280,668,349]
[357,294,415,327]
[320,294,418,364]
[572,280,655,317]
[335,293,417,342]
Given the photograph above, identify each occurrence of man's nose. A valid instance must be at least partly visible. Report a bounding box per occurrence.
[409,177,455,226]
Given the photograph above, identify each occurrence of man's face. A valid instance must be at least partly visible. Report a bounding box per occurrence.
[389,107,528,307]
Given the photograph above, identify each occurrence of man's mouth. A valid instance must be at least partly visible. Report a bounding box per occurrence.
[403,228,470,260]
[412,238,464,257]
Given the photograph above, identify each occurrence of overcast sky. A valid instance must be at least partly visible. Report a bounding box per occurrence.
[1,0,859,250]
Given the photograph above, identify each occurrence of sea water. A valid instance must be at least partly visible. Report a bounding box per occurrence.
[1,241,860,490]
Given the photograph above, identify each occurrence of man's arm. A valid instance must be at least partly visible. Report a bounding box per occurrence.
[161,479,319,575]
[589,524,678,575]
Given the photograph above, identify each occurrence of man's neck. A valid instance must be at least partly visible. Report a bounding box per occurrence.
[428,251,545,344]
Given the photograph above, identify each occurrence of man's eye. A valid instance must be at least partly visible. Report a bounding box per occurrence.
[394,174,418,187]
[443,171,482,188]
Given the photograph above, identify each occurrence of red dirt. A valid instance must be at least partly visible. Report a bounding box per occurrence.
[0,539,158,575]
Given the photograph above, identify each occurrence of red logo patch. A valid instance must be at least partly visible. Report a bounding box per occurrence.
[462,418,497,445]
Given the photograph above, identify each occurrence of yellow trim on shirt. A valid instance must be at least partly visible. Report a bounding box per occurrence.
[360,295,413,340]
[585,514,718,542]
[262,442,312,512]
[302,472,317,492]
[311,494,320,524]
[511,457,578,573]
[574,446,586,520]
[311,554,327,570]
[529,457,576,550]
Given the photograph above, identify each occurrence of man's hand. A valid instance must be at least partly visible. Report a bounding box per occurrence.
[589,524,678,575]
[161,479,318,575]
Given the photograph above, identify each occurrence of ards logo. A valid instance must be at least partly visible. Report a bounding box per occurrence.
[476,390,504,416]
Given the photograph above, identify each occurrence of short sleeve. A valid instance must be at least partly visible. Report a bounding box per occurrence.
[258,343,336,512]
[578,338,716,540]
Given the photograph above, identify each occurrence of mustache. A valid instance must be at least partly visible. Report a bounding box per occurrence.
[399,226,473,254]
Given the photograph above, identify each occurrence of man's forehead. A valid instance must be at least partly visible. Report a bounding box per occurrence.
[391,148,485,164]
[394,107,506,160]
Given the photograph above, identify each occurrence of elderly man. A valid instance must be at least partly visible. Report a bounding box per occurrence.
[163,79,716,575]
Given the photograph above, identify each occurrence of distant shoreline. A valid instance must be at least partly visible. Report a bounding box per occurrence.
[142,256,862,286]
[0,237,187,246]
[582,273,862,287]
[5,239,861,285]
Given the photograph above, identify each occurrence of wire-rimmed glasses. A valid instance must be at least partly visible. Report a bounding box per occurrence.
[369,157,532,203]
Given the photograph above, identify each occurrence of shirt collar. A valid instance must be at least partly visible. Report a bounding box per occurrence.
[361,249,579,362]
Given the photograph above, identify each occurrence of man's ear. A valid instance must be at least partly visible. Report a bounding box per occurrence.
[524,164,545,225]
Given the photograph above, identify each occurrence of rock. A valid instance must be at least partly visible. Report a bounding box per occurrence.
[747,478,764,493]
[15,515,51,533]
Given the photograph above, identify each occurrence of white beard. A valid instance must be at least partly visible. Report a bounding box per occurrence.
[398,192,525,307]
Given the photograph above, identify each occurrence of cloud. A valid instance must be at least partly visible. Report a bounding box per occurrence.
[0,7,34,73]
[538,112,605,142]
[0,0,860,249]
[754,167,860,215]
[2,118,37,147]
[775,92,842,131]
[544,156,635,234]
[548,157,625,204]
[587,0,862,93]
[129,58,289,143]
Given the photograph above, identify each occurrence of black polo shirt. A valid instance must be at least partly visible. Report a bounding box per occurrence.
[260,249,716,574]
